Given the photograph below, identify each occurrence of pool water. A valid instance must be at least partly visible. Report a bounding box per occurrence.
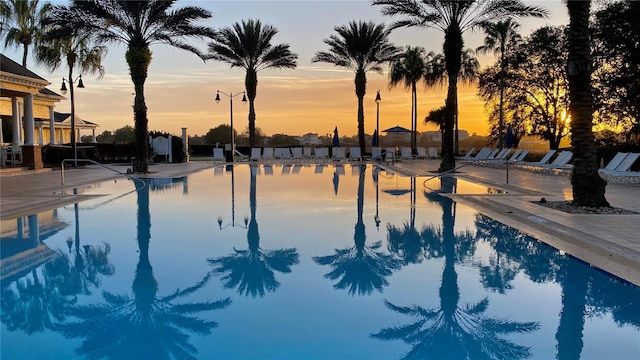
[1,164,638,359]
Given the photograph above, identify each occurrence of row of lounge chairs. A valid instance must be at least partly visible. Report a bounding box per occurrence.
[214,146,440,163]
[460,147,573,170]
[598,152,640,184]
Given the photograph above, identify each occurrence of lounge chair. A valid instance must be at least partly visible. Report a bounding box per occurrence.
[505,149,522,162]
[600,153,639,174]
[213,148,225,162]
[314,164,325,174]
[599,152,629,173]
[349,147,362,161]
[512,149,529,162]
[262,147,274,161]
[521,149,556,166]
[333,147,346,161]
[292,164,302,174]
[264,164,274,176]
[400,146,414,161]
[315,147,329,160]
[461,148,491,162]
[281,164,292,175]
[335,164,346,175]
[428,147,439,159]
[415,147,428,159]
[598,153,640,183]
[250,148,262,161]
[371,147,382,161]
[291,147,303,161]
[540,151,572,168]
[384,147,396,162]
[458,147,476,160]
[303,147,313,159]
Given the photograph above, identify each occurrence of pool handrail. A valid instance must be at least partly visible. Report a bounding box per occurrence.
[61,158,147,190]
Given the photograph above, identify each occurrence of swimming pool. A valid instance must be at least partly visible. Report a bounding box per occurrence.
[1,163,638,359]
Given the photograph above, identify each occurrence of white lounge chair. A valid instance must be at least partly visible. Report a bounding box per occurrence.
[333,147,346,161]
[315,147,329,160]
[262,147,274,161]
[384,147,396,162]
[428,147,439,159]
[505,149,522,162]
[303,147,313,159]
[400,147,413,161]
[512,149,529,162]
[458,147,476,160]
[600,153,639,174]
[415,147,428,159]
[461,148,490,162]
[371,147,382,161]
[599,152,629,173]
[521,149,556,166]
[598,153,640,183]
[213,148,225,162]
[349,147,362,161]
[291,147,303,161]
[250,148,262,161]
[540,151,572,168]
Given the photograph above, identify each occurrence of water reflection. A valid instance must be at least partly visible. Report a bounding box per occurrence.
[314,165,402,296]
[55,181,230,359]
[474,213,640,359]
[373,177,540,359]
[209,165,299,297]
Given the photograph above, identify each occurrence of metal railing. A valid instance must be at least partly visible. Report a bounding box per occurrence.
[60,158,146,189]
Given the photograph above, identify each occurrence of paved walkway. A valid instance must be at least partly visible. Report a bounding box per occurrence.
[2,160,639,285]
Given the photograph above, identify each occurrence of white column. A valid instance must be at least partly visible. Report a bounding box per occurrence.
[182,127,189,163]
[38,124,44,145]
[91,129,96,143]
[49,106,55,144]
[23,94,35,145]
[11,97,21,145]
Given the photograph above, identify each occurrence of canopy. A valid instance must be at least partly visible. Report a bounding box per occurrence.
[382,125,411,133]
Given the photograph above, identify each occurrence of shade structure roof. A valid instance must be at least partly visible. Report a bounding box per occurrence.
[382,125,411,133]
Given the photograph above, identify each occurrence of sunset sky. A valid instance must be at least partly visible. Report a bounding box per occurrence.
[6,0,569,138]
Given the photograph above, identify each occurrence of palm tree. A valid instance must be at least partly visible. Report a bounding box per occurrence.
[314,165,402,296]
[206,19,298,148]
[208,166,299,297]
[374,0,548,171]
[55,181,230,359]
[565,0,609,207]
[313,20,400,156]
[36,33,106,164]
[0,0,51,67]
[476,18,523,150]
[44,0,215,173]
[389,47,442,154]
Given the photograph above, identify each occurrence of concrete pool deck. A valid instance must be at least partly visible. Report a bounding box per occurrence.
[1,160,639,286]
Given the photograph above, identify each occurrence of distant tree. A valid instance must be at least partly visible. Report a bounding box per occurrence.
[592,0,640,133]
[204,124,236,146]
[237,126,266,146]
[477,18,523,149]
[478,26,570,150]
[268,134,300,147]
[389,46,442,154]
[95,130,113,143]
[206,19,298,147]
[0,0,51,67]
[45,0,215,173]
[112,125,135,144]
[313,20,399,156]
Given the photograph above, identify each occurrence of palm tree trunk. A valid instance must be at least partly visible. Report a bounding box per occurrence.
[355,69,367,155]
[127,46,152,174]
[498,57,506,149]
[246,69,258,147]
[412,82,417,154]
[566,0,609,207]
[22,43,28,68]
[441,26,464,172]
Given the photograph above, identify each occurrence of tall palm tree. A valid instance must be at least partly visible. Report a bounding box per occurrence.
[0,0,51,67]
[389,47,442,154]
[477,19,522,150]
[208,166,299,297]
[36,33,106,162]
[374,0,548,171]
[313,165,402,296]
[313,20,400,155]
[206,19,298,148]
[565,0,609,207]
[44,0,215,173]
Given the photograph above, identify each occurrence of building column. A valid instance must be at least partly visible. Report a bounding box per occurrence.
[182,127,189,163]
[23,94,34,145]
[11,97,21,145]
[91,129,96,143]
[49,106,55,144]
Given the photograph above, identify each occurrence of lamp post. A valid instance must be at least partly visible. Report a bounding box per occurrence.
[60,75,85,167]
[215,90,247,162]
[375,90,381,148]
[217,165,248,230]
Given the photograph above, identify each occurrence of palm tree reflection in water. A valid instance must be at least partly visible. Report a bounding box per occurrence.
[372,177,539,359]
[55,181,231,360]
[209,165,299,297]
[314,165,402,296]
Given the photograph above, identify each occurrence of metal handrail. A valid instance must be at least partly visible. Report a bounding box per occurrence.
[422,157,512,188]
[60,158,147,189]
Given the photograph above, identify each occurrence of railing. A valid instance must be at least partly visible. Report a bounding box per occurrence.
[60,158,147,189]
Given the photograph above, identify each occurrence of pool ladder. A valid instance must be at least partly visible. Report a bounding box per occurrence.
[60,158,147,190]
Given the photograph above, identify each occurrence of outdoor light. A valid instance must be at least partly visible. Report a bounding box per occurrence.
[66,236,74,252]
[375,91,381,104]
[244,215,249,227]
[215,90,247,162]
[375,90,381,148]
[60,75,86,166]
[218,216,223,230]
[374,215,381,229]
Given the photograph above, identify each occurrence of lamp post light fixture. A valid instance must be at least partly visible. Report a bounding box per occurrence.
[375,90,381,147]
[60,75,85,167]
[217,215,249,230]
[215,90,247,162]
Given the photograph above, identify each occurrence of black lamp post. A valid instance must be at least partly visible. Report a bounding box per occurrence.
[60,75,84,167]
[215,90,247,162]
[375,90,381,148]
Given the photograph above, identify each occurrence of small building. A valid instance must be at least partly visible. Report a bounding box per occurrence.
[295,133,322,146]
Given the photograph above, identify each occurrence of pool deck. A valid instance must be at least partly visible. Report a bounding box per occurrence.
[1,160,639,286]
